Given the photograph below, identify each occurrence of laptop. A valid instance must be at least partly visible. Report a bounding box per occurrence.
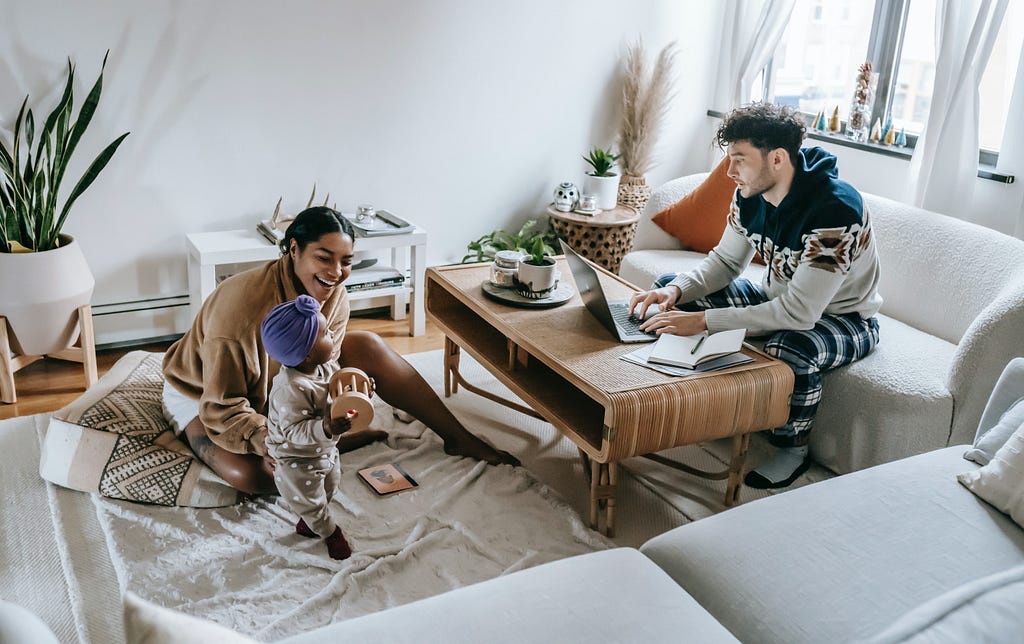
[559,239,657,343]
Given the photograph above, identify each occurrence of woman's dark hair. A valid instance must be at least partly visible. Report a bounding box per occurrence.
[279,206,356,255]
[715,102,806,165]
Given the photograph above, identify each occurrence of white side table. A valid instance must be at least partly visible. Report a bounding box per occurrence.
[186,227,427,336]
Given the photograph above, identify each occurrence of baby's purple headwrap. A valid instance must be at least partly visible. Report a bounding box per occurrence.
[260,294,321,367]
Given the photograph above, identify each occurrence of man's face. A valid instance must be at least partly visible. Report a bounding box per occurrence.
[726,140,775,199]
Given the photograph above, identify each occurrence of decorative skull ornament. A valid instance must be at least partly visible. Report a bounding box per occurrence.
[553,182,579,212]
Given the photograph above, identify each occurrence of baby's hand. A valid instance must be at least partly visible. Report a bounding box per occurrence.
[322,413,352,437]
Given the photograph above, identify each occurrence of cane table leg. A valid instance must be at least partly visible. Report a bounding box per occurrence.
[725,433,751,507]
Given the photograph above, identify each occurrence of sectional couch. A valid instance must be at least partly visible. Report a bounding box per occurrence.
[105,360,1024,643]
[620,173,1024,475]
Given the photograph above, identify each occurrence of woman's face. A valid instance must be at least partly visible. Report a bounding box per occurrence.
[289,232,354,302]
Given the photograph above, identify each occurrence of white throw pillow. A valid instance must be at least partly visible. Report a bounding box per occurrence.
[0,601,60,644]
[964,397,1024,466]
[123,593,256,644]
[958,417,1024,528]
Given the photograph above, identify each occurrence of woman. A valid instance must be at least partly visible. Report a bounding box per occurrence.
[162,207,518,495]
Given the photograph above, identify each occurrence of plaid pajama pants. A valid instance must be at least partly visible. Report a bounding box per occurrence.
[654,274,880,447]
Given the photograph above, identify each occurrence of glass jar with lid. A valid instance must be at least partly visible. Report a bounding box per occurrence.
[490,250,523,288]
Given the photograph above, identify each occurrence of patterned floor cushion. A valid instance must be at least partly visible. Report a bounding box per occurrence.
[39,351,240,507]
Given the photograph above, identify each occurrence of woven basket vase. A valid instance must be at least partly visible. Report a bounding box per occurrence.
[618,175,652,214]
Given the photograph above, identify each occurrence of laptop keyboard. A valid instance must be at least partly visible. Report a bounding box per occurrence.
[609,304,656,337]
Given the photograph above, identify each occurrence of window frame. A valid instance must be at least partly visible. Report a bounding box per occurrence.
[763,0,1004,171]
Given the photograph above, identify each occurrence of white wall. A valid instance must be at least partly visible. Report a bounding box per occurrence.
[0,0,722,344]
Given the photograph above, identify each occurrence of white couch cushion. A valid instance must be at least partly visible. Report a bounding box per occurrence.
[281,548,738,643]
[866,193,1024,345]
[812,314,957,473]
[640,446,1024,644]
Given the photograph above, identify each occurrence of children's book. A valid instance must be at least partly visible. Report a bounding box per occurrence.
[646,328,747,369]
[357,463,418,495]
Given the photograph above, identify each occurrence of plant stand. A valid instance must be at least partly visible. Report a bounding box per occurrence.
[0,305,97,404]
[546,204,640,274]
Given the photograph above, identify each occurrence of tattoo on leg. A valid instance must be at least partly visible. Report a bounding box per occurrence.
[190,431,219,469]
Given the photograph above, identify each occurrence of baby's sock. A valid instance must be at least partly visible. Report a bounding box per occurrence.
[325,526,353,560]
[295,518,317,538]
[744,445,810,489]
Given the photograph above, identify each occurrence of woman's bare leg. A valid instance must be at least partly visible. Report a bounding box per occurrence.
[340,330,519,466]
[183,417,277,496]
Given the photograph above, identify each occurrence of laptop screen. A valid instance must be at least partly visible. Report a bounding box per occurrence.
[559,239,619,332]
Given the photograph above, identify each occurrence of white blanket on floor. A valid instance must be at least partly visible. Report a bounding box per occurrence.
[3,349,827,642]
[92,364,610,640]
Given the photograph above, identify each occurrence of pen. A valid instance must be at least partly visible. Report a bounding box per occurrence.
[690,333,707,355]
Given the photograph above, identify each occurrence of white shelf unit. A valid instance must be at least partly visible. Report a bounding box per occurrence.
[185,226,427,336]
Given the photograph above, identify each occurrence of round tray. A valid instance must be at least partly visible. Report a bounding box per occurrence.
[480,280,574,308]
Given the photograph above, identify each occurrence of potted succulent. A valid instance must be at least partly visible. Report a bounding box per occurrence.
[0,53,129,355]
[582,146,620,210]
[514,236,558,298]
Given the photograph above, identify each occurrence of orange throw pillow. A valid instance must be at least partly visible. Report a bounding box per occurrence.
[652,156,735,254]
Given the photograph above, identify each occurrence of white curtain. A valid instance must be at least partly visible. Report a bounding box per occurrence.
[713,0,797,110]
[909,0,1009,216]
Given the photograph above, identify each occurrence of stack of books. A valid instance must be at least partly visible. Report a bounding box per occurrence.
[346,265,405,292]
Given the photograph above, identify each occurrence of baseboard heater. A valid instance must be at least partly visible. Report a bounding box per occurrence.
[91,294,191,318]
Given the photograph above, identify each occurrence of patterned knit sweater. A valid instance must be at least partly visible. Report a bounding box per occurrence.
[668,147,882,336]
[163,256,350,456]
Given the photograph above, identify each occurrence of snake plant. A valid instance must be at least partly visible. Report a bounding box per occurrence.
[0,52,129,253]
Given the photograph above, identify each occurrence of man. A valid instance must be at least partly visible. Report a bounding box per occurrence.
[629,103,882,489]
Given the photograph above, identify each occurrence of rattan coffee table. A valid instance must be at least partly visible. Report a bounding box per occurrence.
[426,260,794,536]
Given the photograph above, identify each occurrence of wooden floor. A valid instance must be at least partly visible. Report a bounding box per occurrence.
[0,312,445,421]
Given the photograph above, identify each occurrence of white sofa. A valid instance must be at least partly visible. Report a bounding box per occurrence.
[111,360,1024,643]
[619,173,1024,474]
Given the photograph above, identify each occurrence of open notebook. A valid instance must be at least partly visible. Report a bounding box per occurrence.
[647,328,747,369]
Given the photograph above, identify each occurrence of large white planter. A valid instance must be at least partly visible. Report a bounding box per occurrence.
[0,235,94,356]
[583,174,620,210]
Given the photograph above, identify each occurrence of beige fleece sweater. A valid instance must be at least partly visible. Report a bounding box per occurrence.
[162,255,349,456]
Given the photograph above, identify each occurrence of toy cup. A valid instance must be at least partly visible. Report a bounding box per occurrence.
[328,367,375,433]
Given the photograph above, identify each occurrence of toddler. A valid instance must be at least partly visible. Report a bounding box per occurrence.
[261,294,357,560]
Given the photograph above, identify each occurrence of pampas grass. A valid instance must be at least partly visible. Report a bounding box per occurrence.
[618,39,677,178]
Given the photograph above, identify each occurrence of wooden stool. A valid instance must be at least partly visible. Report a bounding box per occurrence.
[328,367,375,432]
[0,304,98,404]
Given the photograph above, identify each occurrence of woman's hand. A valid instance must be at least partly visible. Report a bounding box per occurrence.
[629,285,682,320]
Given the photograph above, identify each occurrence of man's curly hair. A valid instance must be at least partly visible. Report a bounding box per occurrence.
[715,103,806,165]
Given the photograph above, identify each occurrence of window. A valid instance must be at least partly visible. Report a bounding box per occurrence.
[761,0,873,115]
[759,0,1023,160]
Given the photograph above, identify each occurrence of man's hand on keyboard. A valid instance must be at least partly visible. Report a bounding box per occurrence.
[639,310,708,336]
[628,285,682,320]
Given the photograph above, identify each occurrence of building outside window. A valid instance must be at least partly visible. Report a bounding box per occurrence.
[758,0,1023,160]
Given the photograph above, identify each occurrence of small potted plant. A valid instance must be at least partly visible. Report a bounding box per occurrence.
[582,146,620,211]
[461,219,558,264]
[515,236,558,298]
